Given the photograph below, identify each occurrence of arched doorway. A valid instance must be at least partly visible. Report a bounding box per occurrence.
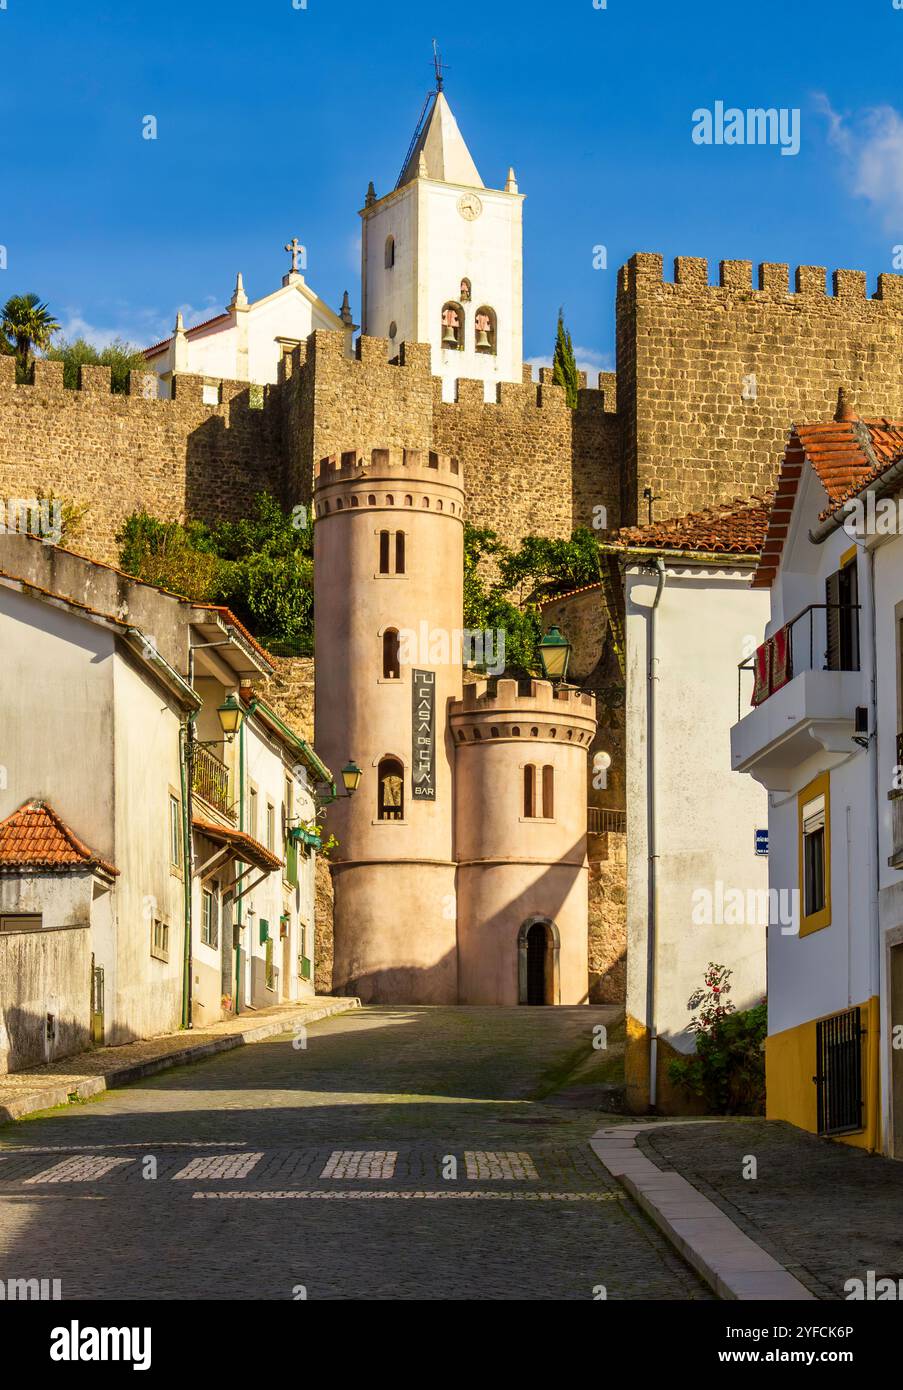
[517,918,560,1005]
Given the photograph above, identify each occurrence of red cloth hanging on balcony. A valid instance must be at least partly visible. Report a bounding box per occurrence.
[752,640,771,706]
[771,625,791,693]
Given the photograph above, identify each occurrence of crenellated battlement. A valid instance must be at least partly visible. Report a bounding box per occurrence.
[285,328,615,415]
[618,252,903,305]
[0,354,279,412]
[450,678,596,747]
[451,677,595,720]
[314,446,461,482]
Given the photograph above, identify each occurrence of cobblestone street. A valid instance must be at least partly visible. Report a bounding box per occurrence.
[0,1007,709,1300]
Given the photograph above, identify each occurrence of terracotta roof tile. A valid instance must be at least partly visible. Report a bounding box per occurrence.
[192,816,283,873]
[754,418,903,587]
[613,496,770,555]
[0,800,118,876]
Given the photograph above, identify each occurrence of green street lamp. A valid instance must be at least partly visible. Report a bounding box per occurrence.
[538,626,572,685]
[216,693,244,741]
[341,760,363,795]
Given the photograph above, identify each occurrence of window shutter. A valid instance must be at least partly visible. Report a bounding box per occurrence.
[825,571,841,671]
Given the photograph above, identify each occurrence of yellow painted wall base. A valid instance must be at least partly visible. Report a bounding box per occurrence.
[624,1013,709,1115]
[766,997,880,1152]
[624,1013,650,1113]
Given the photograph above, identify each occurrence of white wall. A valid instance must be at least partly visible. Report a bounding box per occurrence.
[362,178,524,400]
[111,651,185,1042]
[240,714,317,1010]
[752,488,876,1042]
[626,563,769,1053]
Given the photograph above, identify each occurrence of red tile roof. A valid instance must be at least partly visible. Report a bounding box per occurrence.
[0,800,118,876]
[613,496,770,556]
[192,816,283,873]
[754,418,903,588]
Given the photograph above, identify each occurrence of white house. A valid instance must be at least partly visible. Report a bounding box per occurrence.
[0,533,330,1071]
[607,498,771,1113]
[360,88,525,402]
[729,400,903,1153]
[143,253,354,395]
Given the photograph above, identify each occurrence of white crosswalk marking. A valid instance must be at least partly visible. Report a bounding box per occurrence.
[172,1152,264,1180]
[464,1151,539,1180]
[24,1155,133,1184]
[320,1150,398,1179]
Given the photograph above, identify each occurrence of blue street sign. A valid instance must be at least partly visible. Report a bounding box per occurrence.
[754,828,769,856]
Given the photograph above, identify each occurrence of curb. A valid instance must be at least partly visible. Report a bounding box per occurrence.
[591,1122,816,1301]
[0,998,360,1125]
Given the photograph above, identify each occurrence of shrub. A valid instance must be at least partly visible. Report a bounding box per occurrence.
[667,963,766,1114]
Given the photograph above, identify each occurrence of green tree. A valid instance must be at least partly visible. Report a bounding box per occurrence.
[498,528,602,606]
[1,293,60,381]
[463,524,543,675]
[47,336,148,393]
[551,307,579,408]
[117,493,315,651]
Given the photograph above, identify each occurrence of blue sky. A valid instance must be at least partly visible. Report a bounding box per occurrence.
[4,0,903,373]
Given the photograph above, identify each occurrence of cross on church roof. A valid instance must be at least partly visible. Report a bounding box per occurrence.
[284,237,305,275]
[432,39,449,93]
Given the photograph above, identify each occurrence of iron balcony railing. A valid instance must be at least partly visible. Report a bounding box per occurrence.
[737,602,861,720]
[588,807,626,835]
[192,744,233,820]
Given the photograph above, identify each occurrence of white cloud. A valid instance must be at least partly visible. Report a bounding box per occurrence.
[816,93,903,227]
[526,346,613,380]
[55,298,220,350]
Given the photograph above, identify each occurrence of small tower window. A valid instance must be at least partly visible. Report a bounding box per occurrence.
[542,765,554,819]
[475,306,497,355]
[382,628,401,680]
[441,302,463,351]
[385,236,395,269]
[523,764,536,819]
[378,530,406,575]
[377,756,404,820]
[388,321,397,341]
[460,277,472,303]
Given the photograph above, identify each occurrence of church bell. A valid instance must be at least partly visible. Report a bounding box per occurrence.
[442,325,459,347]
[475,327,491,350]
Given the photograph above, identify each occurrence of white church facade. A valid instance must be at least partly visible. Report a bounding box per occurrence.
[143,246,354,395]
[143,88,524,403]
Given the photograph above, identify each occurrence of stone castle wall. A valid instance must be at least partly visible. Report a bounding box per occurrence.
[617,253,903,524]
[285,332,620,546]
[6,257,903,566]
[0,358,283,565]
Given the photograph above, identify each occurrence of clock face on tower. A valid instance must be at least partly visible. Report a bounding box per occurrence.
[456,192,483,221]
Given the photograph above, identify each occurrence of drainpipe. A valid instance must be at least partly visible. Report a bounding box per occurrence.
[646,557,667,1110]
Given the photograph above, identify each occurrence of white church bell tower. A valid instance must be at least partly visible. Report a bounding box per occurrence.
[359,72,524,402]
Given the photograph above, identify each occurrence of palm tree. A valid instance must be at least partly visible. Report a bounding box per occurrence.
[1,293,60,378]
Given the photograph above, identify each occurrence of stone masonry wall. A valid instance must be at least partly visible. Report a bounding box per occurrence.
[617,253,903,526]
[588,830,626,1004]
[0,358,283,565]
[288,332,622,548]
